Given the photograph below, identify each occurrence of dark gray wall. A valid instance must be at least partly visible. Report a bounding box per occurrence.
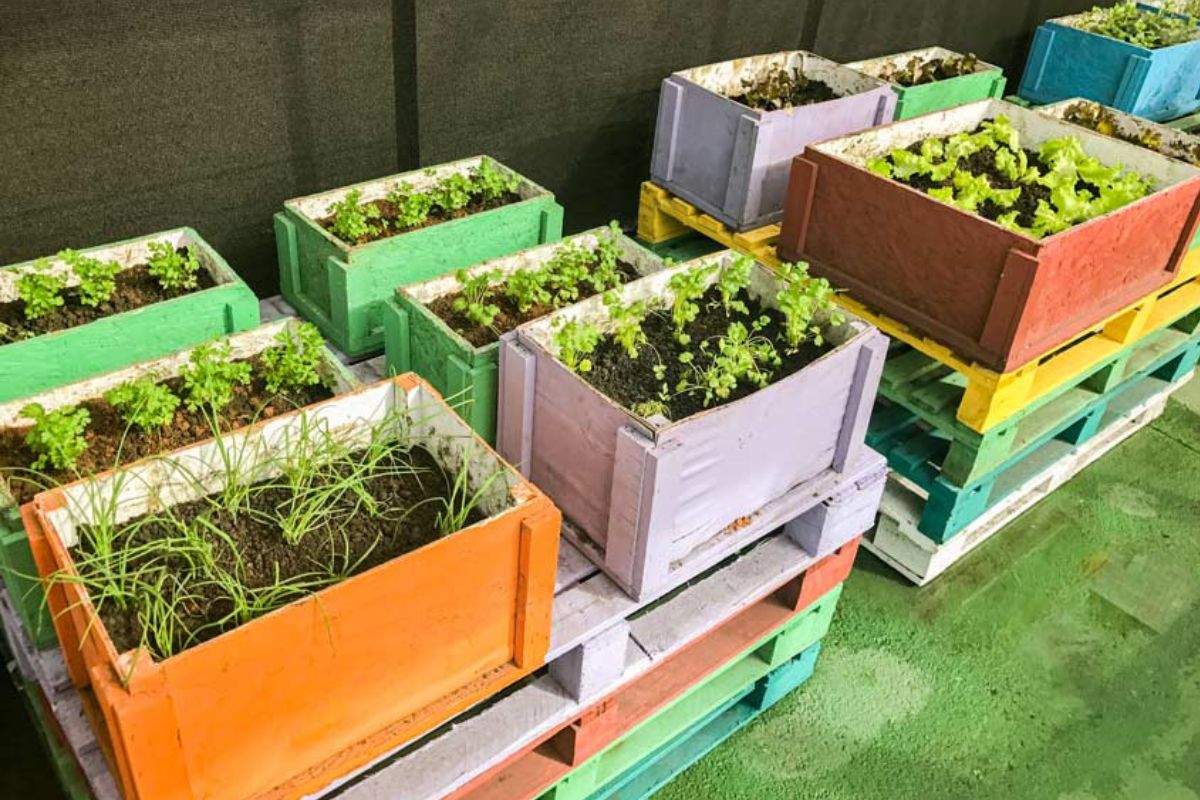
[1,0,1097,295]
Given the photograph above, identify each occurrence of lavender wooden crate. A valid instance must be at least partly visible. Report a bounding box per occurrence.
[497,251,888,600]
[650,51,896,232]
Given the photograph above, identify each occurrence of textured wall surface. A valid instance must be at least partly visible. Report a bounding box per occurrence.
[1,0,1097,294]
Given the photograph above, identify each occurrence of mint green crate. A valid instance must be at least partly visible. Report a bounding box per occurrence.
[0,228,260,404]
[382,230,669,443]
[848,47,1006,120]
[0,319,359,650]
[275,156,564,358]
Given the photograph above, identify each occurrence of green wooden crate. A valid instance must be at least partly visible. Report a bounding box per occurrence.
[0,319,359,649]
[275,156,564,358]
[849,47,1006,120]
[0,228,260,404]
[382,230,669,443]
[541,584,842,799]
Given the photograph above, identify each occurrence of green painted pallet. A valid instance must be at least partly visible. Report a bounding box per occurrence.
[869,330,1200,542]
[848,47,1006,120]
[382,230,669,442]
[877,300,1200,488]
[640,232,724,264]
[540,585,842,799]
[0,320,359,649]
[0,228,260,404]
[275,156,564,358]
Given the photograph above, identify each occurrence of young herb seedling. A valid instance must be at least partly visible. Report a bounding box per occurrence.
[261,322,326,393]
[775,262,842,351]
[472,160,520,202]
[146,241,202,291]
[586,222,626,293]
[603,292,651,359]
[21,402,91,471]
[16,258,67,321]
[61,249,122,307]
[504,268,552,313]
[432,172,475,213]
[386,182,436,230]
[452,268,502,329]
[668,264,714,344]
[553,318,602,373]
[179,340,253,412]
[105,376,181,431]
[713,255,753,316]
[328,189,384,244]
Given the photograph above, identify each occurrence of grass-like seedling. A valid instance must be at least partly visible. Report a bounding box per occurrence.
[179,340,252,413]
[61,249,122,307]
[20,402,90,471]
[146,241,202,291]
[105,376,180,432]
[261,322,327,394]
[16,259,67,320]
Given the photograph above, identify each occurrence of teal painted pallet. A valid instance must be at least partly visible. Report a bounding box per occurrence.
[0,228,260,404]
[275,156,564,358]
[579,645,819,800]
[870,331,1200,542]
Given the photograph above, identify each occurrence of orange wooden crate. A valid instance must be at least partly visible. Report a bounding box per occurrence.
[23,375,561,800]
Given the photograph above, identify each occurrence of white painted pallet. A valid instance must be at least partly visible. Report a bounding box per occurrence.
[864,373,1191,586]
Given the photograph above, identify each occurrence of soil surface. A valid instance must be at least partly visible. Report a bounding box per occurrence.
[427,261,640,347]
[1064,102,1200,167]
[730,69,839,110]
[585,286,830,421]
[78,443,480,656]
[0,263,216,344]
[0,356,332,504]
[320,190,522,246]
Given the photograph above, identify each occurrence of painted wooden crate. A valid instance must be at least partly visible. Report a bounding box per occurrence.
[0,228,260,404]
[546,643,822,800]
[871,325,1200,542]
[22,375,561,800]
[0,319,359,650]
[275,156,564,358]
[1038,97,1200,250]
[382,230,670,444]
[498,251,887,600]
[778,99,1200,373]
[847,47,1006,120]
[650,51,895,232]
[1017,9,1200,122]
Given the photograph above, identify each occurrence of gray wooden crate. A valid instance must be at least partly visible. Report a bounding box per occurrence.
[497,251,888,600]
[650,51,896,232]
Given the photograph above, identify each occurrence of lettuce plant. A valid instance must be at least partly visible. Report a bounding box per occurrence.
[1075,1,1197,47]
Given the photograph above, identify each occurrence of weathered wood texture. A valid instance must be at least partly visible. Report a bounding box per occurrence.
[0,228,260,403]
[0,319,359,651]
[498,252,887,599]
[275,156,564,357]
[847,47,1007,120]
[778,100,1200,373]
[1017,11,1200,122]
[650,51,895,231]
[23,376,561,800]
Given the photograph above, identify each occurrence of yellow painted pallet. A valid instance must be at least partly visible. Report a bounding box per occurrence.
[638,181,1200,434]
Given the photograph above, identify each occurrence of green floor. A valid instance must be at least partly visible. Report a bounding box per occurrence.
[659,386,1200,800]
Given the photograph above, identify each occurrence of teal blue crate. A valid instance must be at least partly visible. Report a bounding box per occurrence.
[1018,12,1200,122]
[589,643,820,800]
[870,330,1200,542]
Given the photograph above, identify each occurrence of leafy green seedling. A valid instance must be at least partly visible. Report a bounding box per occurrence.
[62,250,122,307]
[603,292,650,359]
[453,268,501,329]
[505,268,552,313]
[553,318,602,373]
[105,377,180,431]
[668,264,714,344]
[543,240,594,305]
[386,182,436,230]
[328,189,384,243]
[179,341,252,412]
[714,255,753,316]
[432,172,474,213]
[16,259,67,320]
[776,262,843,351]
[587,222,626,293]
[146,242,202,291]
[261,322,326,393]
[21,403,90,471]
[472,160,520,202]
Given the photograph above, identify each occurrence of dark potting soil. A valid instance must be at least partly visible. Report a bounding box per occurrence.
[427,261,641,347]
[0,356,333,504]
[320,191,523,246]
[78,444,479,656]
[1064,102,1200,167]
[885,55,980,87]
[584,287,829,421]
[0,263,216,345]
[730,69,839,110]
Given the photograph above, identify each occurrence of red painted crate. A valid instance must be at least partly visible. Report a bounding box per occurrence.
[778,99,1200,373]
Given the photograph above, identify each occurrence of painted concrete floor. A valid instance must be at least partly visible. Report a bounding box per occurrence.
[1,389,1197,800]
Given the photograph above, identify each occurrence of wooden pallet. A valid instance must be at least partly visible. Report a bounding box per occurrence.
[638,181,1200,435]
[1,521,862,800]
[865,373,1191,585]
[870,333,1200,541]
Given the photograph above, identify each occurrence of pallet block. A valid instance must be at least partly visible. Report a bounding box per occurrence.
[4,521,863,800]
[870,333,1200,541]
[638,181,1200,434]
[866,372,1192,584]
